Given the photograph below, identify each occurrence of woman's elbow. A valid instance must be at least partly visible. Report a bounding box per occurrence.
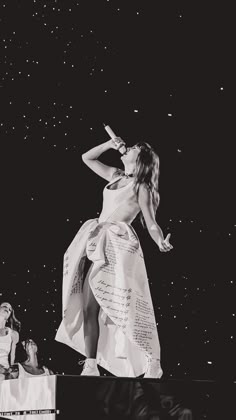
[82,153,89,163]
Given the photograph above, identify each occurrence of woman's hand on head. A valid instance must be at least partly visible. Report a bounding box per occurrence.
[157,233,173,252]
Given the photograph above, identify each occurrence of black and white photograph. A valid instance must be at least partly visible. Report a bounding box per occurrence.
[0,1,235,419]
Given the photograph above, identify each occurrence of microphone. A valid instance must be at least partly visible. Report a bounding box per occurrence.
[103,123,126,155]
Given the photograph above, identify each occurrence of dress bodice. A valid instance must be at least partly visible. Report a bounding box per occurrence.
[98,176,140,224]
[0,328,12,368]
[18,363,50,378]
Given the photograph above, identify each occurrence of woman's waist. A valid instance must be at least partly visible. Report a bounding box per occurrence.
[0,344,11,353]
[99,209,139,224]
[98,215,134,225]
[0,354,10,368]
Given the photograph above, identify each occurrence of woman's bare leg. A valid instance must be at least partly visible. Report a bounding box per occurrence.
[82,260,100,358]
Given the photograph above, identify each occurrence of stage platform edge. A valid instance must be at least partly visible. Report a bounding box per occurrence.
[0,374,235,420]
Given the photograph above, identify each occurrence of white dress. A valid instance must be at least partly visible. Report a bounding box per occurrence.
[0,327,12,368]
[17,363,50,378]
[55,175,161,377]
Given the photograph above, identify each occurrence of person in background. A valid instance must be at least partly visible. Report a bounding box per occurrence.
[0,302,20,381]
[11,338,54,378]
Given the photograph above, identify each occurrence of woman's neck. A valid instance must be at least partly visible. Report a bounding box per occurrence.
[123,163,135,176]
[0,318,6,329]
[24,354,39,368]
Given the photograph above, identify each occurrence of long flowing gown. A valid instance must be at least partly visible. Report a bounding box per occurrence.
[55,175,161,377]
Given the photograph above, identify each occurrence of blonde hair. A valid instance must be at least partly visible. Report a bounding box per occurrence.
[133,142,160,228]
[2,303,22,332]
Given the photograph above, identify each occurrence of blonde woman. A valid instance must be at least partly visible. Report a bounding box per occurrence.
[56,137,173,378]
[0,302,20,381]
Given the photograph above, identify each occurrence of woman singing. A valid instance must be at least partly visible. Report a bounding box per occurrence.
[56,136,173,378]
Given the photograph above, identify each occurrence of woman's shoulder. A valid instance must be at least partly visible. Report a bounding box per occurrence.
[136,182,151,195]
[136,183,160,204]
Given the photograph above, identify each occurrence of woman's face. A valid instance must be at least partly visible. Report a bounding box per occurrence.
[121,145,140,164]
[0,302,13,320]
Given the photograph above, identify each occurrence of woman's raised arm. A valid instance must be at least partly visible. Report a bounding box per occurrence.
[82,138,124,181]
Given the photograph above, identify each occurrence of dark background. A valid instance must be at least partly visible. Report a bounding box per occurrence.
[0,1,234,379]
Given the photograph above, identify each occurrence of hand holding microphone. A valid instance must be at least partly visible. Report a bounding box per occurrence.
[103,124,126,155]
[110,137,127,155]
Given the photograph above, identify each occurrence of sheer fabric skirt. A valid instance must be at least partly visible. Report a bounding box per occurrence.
[55,219,160,377]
